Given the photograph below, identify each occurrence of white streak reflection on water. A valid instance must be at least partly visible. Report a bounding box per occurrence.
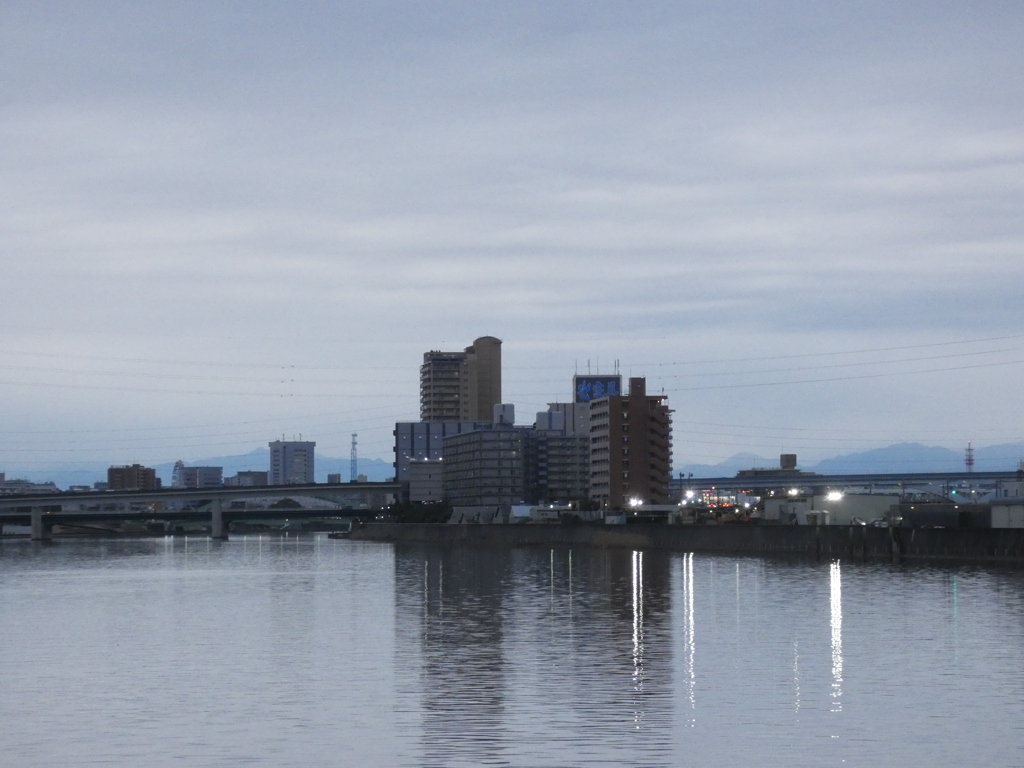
[632,549,645,730]
[680,551,696,725]
[830,560,843,712]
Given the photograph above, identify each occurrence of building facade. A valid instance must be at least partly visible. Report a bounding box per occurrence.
[419,336,502,422]
[224,471,269,487]
[108,464,160,491]
[393,420,492,486]
[269,441,316,485]
[532,433,590,504]
[419,351,465,420]
[588,377,672,510]
[442,425,531,508]
[0,473,60,495]
[408,459,444,503]
[531,402,591,504]
[171,461,223,488]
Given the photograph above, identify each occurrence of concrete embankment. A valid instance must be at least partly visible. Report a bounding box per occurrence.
[350,523,1024,563]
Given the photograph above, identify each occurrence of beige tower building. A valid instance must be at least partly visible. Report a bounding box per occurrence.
[419,336,502,422]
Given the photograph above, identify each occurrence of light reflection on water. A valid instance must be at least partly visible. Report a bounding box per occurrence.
[681,551,696,724]
[1,537,1024,767]
[632,549,645,731]
[830,560,843,712]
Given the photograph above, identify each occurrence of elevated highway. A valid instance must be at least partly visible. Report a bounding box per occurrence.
[681,470,1020,492]
[0,481,400,540]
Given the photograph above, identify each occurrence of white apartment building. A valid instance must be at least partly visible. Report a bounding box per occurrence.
[269,441,316,485]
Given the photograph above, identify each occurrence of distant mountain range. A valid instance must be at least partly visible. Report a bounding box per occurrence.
[677,442,1024,478]
[7,442,1024,489]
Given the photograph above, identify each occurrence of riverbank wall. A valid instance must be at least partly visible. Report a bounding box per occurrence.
[350,523,1024,563]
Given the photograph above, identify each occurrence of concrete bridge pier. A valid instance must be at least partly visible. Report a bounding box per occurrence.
[30,508,51,541]
[210,499,227,540]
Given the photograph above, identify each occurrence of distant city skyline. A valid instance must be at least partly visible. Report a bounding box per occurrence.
[2,2,1022,472]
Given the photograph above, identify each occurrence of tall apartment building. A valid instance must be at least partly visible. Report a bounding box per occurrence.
[532,402,590,504]
[108,464,160,491]
[588,377,672,510]
[269,441,316,485]
[420,336,502,421]
[532,432,589,504]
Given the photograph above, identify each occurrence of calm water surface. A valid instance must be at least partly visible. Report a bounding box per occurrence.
[1,536,1023,767]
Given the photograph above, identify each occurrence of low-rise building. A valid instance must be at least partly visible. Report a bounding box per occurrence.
[0,473,60,495]
[171,461,223,488]
[224,471,269,487]
[393,420,493,500]
[108,464,160,491]
[991,501,1024,528]
[408,459,444,503]
[764,493,900,525]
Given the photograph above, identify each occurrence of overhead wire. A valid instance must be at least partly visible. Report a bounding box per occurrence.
[0,378,414,398]
[2,333,1021,464]
[0,362,408,386]
[0,403,403,435]
[1,331,1020,373]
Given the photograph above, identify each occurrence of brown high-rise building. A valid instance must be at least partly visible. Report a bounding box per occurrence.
[588,377,672,510]
[419,336,502,422]
[107,464,160,491]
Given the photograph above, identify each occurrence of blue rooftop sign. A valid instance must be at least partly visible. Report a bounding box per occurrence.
[574,375,623,403]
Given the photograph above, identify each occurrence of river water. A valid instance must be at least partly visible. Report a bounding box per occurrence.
[1,536,1022,767]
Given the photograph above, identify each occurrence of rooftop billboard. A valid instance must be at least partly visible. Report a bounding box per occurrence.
[574,375,623,403]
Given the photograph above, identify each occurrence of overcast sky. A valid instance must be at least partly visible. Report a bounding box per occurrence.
[2,1,1023,474]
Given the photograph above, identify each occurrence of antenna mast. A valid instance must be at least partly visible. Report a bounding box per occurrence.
[350,433,358,482]
[965,440,974,473]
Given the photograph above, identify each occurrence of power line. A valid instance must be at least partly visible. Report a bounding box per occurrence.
[672,357,1024,392]
[0,404,401,435]
[3,419,400,448]
[0,362,407,386]
[670,418,1020,439]
[0,348,410,372]
[0,378,415,399]
[646,346,1023,381]
[507,333,1024,369]
[3,332,1020,373]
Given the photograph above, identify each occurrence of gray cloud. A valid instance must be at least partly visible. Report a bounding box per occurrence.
[1,1,1022,471]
